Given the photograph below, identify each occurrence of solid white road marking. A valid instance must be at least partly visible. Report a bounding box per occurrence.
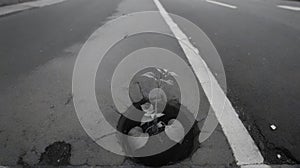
[0,0,67,16]
[153,0,264,166]
[241,164,300,168]
[206,0,237,9]
[24,0,66,7]
[277,5,300,11]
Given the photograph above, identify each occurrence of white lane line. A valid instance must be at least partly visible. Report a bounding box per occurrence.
[24,0,66,7]
[241,164,300,168]
[277,5,300,11]
[0,0,67,16]
[153,0,264,166]
[206,0,237,9]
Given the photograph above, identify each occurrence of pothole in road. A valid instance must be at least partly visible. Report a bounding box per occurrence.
[115,67,200,166]
[39,141,71,166]
[117,100,200,167]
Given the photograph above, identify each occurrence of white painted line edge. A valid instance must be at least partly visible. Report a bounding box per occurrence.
[0,0,67,17]
[24,0,66,7]
[0,5,30,16]
[277,5,300,11]
[153,0,264,166]
[206,0,237,9]
[241,164,300,168]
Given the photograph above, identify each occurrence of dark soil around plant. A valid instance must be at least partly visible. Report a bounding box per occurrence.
[117,100,200,167]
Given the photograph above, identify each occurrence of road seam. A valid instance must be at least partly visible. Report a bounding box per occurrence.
[277,5,300,11]
[153,0,264,166]
[206,0,237,9]
[0,0,67,17]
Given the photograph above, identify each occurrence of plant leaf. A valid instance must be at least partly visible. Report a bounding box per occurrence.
[154,113,165,118]
[169,72,178,77]
[141,115,154,123]
[141,103,154,114]
[165,119,185,143]
[127,133,149,150]
[141,72,156,79]
[161,79,174,85]
[157,68,163,73]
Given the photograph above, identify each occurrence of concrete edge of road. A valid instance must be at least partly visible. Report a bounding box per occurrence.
[0,0,67,17]
[153,0,298,167]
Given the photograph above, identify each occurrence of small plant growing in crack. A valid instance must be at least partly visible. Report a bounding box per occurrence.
[140,68,177,133]
[126,68,185,151]
[117,67,201,166]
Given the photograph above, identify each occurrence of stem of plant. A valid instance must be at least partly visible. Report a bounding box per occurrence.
[153,72,162,133]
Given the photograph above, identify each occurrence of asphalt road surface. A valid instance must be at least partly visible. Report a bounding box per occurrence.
[159,0,300,164]
[0,0,299,167]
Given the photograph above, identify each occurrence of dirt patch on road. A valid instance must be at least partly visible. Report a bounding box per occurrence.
[39,141,71,166]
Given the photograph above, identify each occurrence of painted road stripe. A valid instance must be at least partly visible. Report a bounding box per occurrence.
[206,0,237,9]
[153,0,264,166]
[277,5,300,11]
[0,0,67,16]
[241,164,300,168]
